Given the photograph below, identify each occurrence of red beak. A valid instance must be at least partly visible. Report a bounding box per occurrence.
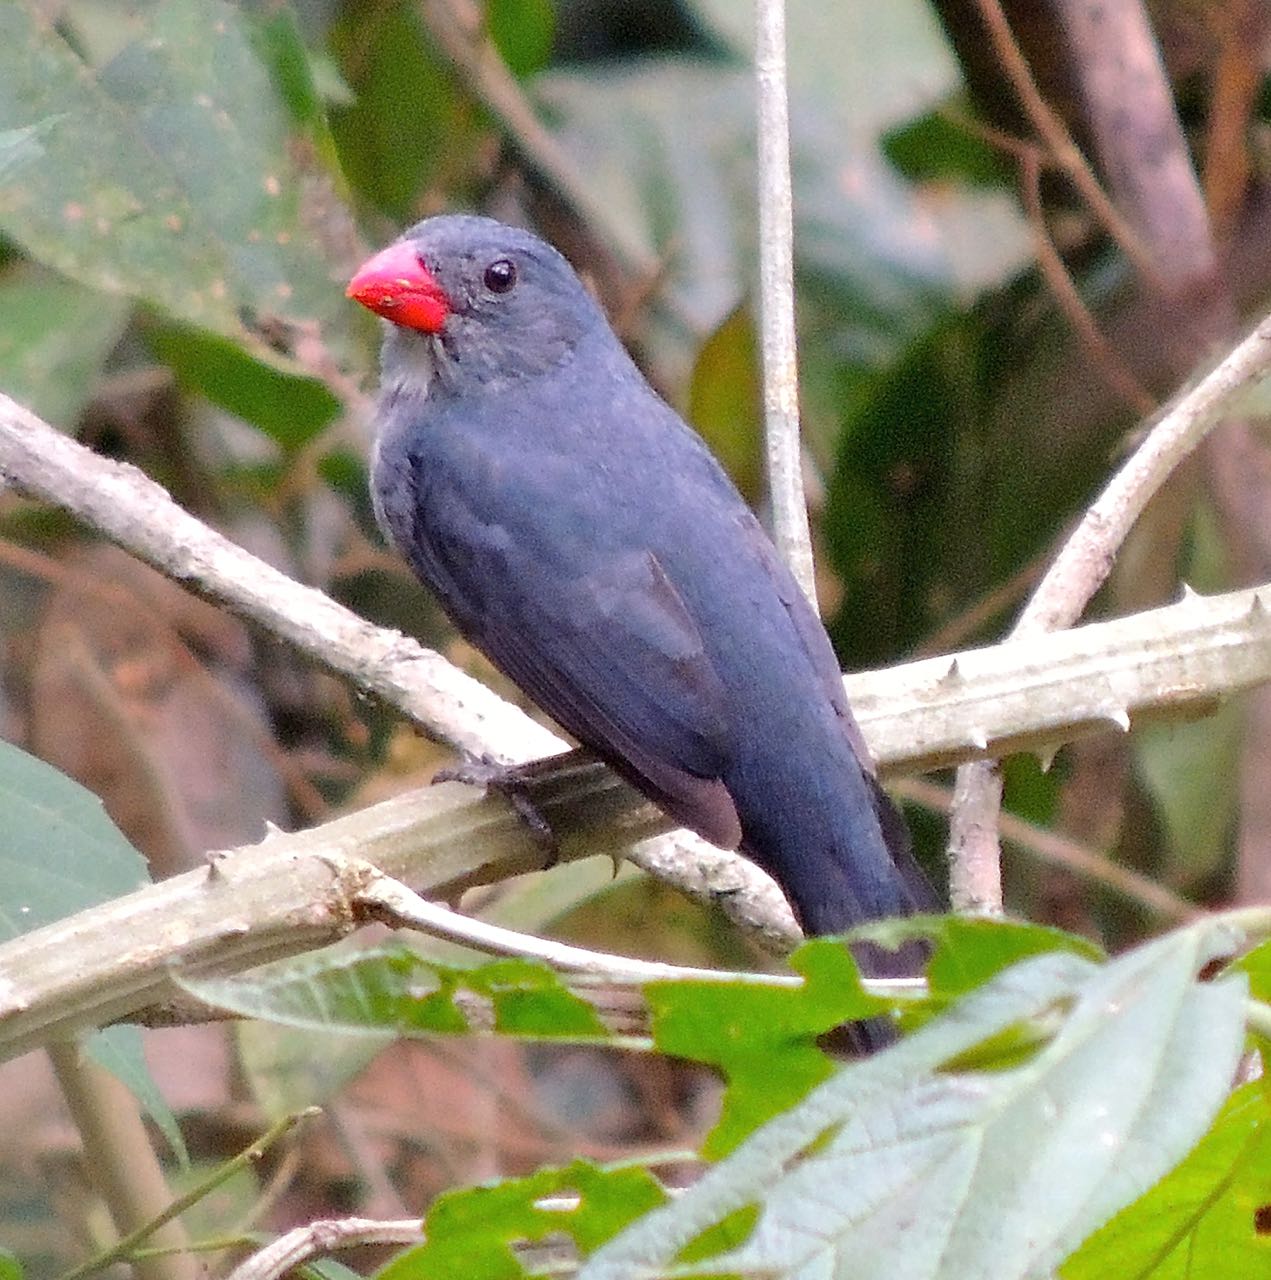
[346,241,451,333]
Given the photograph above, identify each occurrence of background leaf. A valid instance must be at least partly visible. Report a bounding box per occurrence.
[0,0,359,367]
[85,1025,188,1165]
[0,738,148,937]
[0,269,129,428]
[178,944,611,1042]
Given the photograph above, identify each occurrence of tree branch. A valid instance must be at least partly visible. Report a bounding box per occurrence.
[972,0,1162,284]
[225,1218,425,1280]
[947,307,1271,909]
[2,575,1270,1059]
[3,324,1271,1054]
[0,393,560,765]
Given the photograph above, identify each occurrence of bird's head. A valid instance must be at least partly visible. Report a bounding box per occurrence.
[347,215,605,393]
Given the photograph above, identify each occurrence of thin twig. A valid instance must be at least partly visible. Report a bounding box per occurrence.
[1019,150,1156,417]
[418,0,655,279]
[355,865,803,987]
[225,1218,425,1280]
[754,0,816,603]
[1015,313,1271,638]
[895,777,1198,921]
[49,1042,197,1280]
[973,0,1162,285]
[59,1108,318,1280]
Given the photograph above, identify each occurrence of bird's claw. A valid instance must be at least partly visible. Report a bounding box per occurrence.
[433,754,560,866]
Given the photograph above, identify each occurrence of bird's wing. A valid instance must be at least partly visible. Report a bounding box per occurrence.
[742,522,940,911]
[405,487,742,850]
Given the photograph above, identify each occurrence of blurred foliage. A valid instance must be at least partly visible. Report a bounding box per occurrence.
[0,0,1269,1274]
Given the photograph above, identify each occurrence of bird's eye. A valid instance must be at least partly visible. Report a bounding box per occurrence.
[483,258,517,294]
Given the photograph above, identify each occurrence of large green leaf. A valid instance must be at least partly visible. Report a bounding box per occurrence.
[0,0,359,368]
[1061,1082,1271,1278]
[145,322,340,448]
[646,939,878,1158]
[487,0,555,79]
[580,922,1247,1280]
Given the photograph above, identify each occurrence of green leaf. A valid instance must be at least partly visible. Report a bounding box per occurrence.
[177,943,610,1042]
[488,0,555,78]
[692,0,958,143]
[647,939,879,1157]
[881,102,1012,187]
[687,304,763,503]
[1062,1082,1271,1278]
[146,323,340,447]
[1134,698,1244,890]
[539,0,1030,323]
[844,915,1103,1001]
[0,739,149,939]
[581,922,1247,1280]
[0,269,130,428]
[329,0,474,220]
[823,317,977,662]
[87,1024,188,1165]
[377,1160,665,1280]
[1232,937,1271,1003]
[245,5,339,154]
[0,0,359,365]
[919,916,1105,997]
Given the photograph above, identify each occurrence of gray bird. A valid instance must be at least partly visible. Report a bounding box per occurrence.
[348,214,937,954]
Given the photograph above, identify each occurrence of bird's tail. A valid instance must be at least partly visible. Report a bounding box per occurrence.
[764,773,937,1052]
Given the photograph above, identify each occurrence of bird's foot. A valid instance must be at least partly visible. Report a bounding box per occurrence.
[433,753,560,865]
